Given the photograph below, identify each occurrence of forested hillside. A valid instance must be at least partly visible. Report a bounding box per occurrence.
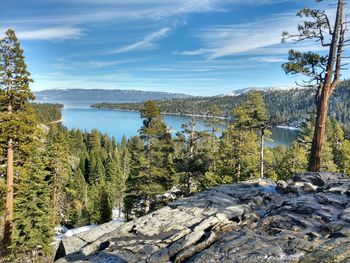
[93,80,350,131]
[31,103,63,124]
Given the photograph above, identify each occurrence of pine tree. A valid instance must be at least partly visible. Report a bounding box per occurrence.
[124,136,147,219]
[0,29,36,250]
[214,92,266,182]
[204,105,225,134]
[11,149,53,262]
[282,0,347,171]
[216,127,259,182]
[175,117,214,195]
[233,91,269,178]
[45,142,70,227]
[278,142,308,180]
[138,101,175,214]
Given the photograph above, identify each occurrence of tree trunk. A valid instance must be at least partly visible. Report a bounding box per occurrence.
[3,65,13,250]
[260,128,265,179]
[308,0,343,172]
[3,140,14,249]
[235,162,241,183]
[308,92,329,172]
[52,173,58,227]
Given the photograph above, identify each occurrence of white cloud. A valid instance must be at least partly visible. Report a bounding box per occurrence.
[176,4,344,60]
[174,48,212,56]
[203,15,299,59]
[251,56,286,63]
[14,27,83,40]
[54,58,149,70]
[111,27,171,54]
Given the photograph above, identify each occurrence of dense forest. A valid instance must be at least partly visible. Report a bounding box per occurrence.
[3,92,350,261]
[31,103,63,124]
[92,80,350,132]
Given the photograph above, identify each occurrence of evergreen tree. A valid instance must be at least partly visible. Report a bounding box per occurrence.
[204,105,225,134]
[213,92,266,182]
[278,142,308,180]
[45,142,70,226]
[282,0,347,171]
[138,101,175,214]
[175,117,214,195]
[124,136,147,219]
[0,29,36,250]
[11,150,53,262]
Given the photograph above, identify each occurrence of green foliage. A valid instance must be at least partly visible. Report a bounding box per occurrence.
[276,142,308,180]
[174,117,215,195]
[31,103,63,124]
[125,101,175,217]
[282,50,327,76]
[92,80,350,134]
[11,151,53,261]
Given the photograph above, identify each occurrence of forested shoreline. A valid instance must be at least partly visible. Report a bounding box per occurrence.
[92,80,350,133]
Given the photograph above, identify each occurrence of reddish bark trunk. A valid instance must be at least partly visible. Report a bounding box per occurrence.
[3,141,14,250]
[308,0,343,172]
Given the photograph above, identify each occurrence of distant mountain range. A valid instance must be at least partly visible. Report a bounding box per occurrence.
[34,89,193,106]
[222,86,300,97]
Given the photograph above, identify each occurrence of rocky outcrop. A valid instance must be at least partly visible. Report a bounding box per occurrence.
[55,173,350,263]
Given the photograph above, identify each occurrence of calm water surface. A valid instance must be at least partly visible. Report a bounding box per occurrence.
[62,107,298,147]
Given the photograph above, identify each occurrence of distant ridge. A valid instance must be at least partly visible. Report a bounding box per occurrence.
[221,86,299,97]
[34,88,193,106]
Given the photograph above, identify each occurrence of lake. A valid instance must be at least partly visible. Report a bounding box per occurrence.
[61,107,298,147]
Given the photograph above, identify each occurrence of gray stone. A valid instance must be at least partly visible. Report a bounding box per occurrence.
[55,173,350,263]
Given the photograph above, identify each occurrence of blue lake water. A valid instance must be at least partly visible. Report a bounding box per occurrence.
[62,107,299,147]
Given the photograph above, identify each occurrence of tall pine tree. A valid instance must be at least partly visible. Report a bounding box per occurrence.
[0,29,36,250]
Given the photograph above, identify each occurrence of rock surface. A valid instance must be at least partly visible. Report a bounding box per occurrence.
[55,173,350,263]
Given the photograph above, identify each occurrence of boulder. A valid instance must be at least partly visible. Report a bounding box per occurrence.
[55,173,350,263]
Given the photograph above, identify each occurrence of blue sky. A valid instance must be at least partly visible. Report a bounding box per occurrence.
[2,0,350,96]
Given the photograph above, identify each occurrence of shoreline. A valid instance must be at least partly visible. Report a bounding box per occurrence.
[50,118,64,124]
[91,106,227,120]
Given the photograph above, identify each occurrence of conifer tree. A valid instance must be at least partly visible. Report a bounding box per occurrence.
[175,117,213,195]
[11,150,53,261]
[124,136,147,219]
[204,105,225,134]
[282,0,348,171]
[0,29,35,249]
[138,101,174,214]
[215,92,267,182]
[45,142,70,226]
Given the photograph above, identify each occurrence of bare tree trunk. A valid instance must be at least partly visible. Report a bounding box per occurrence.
[308,0,343,172]
[4,140,14,249]
[187,116,195,196]
[309,92,330,172]
[236,162,241,183]
[260,128,265,179]
[52,173,58,227]
[3,66,13,250]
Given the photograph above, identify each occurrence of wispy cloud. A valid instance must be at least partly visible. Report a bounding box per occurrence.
[111,27,171,54]
[13,27,83,40]
[176,3,346,60]
[251,56,286,63]
[55,58,149,70]
[173,48,212,56]
[203,14,299,59]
